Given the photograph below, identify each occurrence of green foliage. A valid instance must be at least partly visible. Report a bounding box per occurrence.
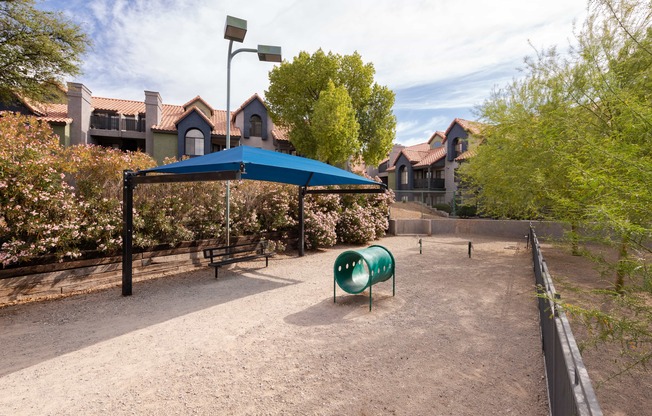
[461,0,652,378]
[311,80,360,165]
[432,203,452,214]
[0,112,80,263]
[553,277,652,385]
[0,113,392,265]
[456,204,477,219]
[0,0,90,103]
[265,49,396,165]
[461,0,651,265]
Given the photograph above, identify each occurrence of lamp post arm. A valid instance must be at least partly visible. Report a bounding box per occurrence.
[226,45,259,150]
[230,47,258,59]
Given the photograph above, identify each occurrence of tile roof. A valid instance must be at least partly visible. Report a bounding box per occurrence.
[414,147,446,167]
[174,105,215,128]
[181,96,214,114]
[152,104,240,136]
[232,93,266,118]
[455,148,477,161]
[271,125,290,142]
[92,96,145,115]
[386,142,443,171]
[427,131,446,145]
[40,103,71,124]
[400,143,431,163]
[445,118,485,137]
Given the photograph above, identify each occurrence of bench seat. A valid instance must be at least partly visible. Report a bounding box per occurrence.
[202,240,275,278]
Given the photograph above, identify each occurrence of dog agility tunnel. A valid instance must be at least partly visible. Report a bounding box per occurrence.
[333,245,395,311]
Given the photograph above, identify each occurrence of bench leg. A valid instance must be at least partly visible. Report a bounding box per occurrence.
[215,266,219,279]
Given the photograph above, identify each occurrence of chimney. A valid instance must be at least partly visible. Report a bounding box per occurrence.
[145,91,162,155]
[67,82,92,146]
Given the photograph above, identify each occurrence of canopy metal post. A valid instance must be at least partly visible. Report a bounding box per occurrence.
[122,170,135,296]
[298,186,306,257]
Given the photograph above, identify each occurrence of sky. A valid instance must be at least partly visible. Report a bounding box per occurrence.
[39,0,588,146]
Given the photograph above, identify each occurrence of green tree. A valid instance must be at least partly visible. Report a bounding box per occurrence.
[0,0,89,103]
[265,49,396,166]
[462,0,651,255]
[460,0,652,375]
[311,80,359,164]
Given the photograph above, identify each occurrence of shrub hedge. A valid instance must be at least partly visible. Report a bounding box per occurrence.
[0,113,393,267]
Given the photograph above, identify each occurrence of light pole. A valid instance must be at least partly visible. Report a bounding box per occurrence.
[224,16,281,246]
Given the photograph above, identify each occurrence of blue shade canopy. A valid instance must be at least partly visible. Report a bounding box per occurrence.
[141,146,382,187]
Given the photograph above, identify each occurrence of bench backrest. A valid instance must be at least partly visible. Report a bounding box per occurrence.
[203,240,269,260]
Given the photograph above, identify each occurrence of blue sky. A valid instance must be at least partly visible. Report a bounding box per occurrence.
[39,0,588,146]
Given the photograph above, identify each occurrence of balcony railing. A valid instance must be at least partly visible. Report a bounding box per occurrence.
[90,115,146,132]
[413,177,445,190]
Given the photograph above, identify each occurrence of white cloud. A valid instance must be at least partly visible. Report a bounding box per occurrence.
[41,0,588,142]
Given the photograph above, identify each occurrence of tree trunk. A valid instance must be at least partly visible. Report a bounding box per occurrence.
[571,222,580,256]
[615,235,629,294]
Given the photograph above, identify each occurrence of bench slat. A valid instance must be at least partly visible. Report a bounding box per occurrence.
[202,240,275,278]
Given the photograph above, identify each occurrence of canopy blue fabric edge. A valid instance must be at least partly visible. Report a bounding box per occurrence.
[141,147,384,188]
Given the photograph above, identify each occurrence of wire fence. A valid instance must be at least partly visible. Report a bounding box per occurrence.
[529,225,603,416]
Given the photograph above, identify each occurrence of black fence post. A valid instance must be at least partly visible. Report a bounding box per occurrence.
[122,170,134,296]
[298,186,305,257]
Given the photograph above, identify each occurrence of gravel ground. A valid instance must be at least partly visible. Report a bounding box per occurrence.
[0,235,547,416]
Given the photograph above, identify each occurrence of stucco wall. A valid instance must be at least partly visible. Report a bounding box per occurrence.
[152,132,177,165]
[52,124,70,147]
[389,218,567,240]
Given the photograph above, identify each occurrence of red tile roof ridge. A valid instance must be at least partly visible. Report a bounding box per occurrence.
[427,130,446,145]
[91,96,146,115]
[174,105,215,128]
[415,147,446,167]
[445,118,486,136]
[455,148,477,161]
[231,93,266,118]
[271,126,290,142]
[181,96,214,114]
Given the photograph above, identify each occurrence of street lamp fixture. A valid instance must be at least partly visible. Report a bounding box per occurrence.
[224,15,247,42]
[257,45,283,62]
[223,16,282,246]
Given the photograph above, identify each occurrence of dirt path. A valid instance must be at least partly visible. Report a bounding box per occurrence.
[0,235,547,416]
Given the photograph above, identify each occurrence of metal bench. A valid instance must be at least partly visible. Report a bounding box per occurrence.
[202,240,275,278]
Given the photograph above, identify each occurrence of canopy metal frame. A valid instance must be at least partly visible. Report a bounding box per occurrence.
[121,160,386,296]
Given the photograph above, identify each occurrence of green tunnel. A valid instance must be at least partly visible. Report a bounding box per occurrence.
[333,245,395,295]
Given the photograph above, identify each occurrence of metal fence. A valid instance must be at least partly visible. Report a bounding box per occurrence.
[529,225,603,416]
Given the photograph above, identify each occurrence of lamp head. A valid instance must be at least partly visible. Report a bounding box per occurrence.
[224,15,247,42]
[257,45,282,63]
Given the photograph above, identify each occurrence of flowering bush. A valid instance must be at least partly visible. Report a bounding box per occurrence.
[336,178,394,244]
[0,112,82,265]
[61,145,155,252]
[0,113,392,266]
[337,202,377,244]
[303,195,339,249]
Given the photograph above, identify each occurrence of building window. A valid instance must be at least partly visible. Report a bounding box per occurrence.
[400,167,408,185]
[185,129,204,156]
[249,115,262,137]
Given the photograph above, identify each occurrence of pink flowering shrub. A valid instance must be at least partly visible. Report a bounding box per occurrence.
[336,178,394,244]
[61,145,155,252]
[0,113,393,265]
[0,112,82,265]
[337,202,377,244]
[303,196,339,249]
